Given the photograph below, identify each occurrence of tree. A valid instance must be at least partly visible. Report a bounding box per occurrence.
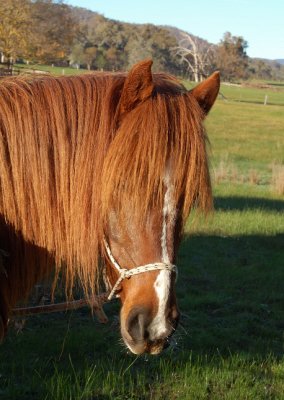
[249,59,272,80]
[0,0,80,65]
[173,33,214,82]
[125,24,176,72]
[125,26,153,68]
[30,0,79,64]
[215,32,249,81]
[70,14,128,71]
[70,44,97,70]
[0,0,32,63]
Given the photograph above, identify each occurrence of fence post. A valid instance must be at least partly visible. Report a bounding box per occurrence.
[264,95,268,105]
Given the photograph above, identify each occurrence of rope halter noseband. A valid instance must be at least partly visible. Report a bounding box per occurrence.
[103,239,177,301]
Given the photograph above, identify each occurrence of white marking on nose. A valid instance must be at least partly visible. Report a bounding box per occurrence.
[148,269,171,339]
[161,171,175,263]
[148,170,176,340]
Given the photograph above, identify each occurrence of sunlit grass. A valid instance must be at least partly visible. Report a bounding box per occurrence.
[187,183,284,236]
[206,101,284,184]
[15,63,89,76]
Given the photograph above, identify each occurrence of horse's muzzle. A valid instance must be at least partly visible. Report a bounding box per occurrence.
[121,305,179,355]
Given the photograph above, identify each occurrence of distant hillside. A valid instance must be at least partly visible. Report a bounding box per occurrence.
[71,7,203,46]
[69,6,284,81]
[69,6,186,75]
[254,57,284,65]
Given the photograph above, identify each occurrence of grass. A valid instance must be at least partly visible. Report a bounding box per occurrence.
[0,74,284,399]
[14,63,89,76]
[207,100,284,185]
[185,80,284,106]
[220,84,284,106]
[271,165,284,195]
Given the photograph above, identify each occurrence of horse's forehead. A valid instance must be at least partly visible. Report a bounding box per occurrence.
[109,182,176,238]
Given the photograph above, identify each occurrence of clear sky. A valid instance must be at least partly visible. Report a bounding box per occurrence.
[66,0,283,60]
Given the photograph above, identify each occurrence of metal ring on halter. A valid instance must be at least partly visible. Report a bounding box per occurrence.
[103,239,177,301]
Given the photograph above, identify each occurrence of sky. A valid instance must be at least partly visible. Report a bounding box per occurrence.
[66,0,283,60]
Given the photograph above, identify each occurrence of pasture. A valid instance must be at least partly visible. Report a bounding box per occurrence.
[0,77,283,399]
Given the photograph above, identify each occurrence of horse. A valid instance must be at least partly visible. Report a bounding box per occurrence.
[0,60,219,355]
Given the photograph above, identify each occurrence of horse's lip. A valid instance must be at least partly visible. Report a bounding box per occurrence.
[123,336,169,355]
[124,339,147,355]
[146,338,170,354]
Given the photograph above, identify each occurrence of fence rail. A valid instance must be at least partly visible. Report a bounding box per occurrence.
[0,63,50,78]
[0,65,20,77]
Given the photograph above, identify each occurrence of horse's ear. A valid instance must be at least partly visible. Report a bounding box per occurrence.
[190,72,220,115]
[118,59,154,115]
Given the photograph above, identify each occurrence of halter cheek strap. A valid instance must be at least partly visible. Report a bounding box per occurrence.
[103,239,177,301]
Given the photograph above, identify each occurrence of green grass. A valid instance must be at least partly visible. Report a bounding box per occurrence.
[0,75,284,399]
[185,80,284,106]
[220,84,284,106]
[15,63,89,76]
[206,100,284,184]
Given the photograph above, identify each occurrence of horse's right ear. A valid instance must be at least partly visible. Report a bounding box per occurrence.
[190,72,220,115]
[118,59,154,116]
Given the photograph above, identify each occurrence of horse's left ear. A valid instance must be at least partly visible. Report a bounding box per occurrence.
[118,59,154,116]
[190,72,220,115]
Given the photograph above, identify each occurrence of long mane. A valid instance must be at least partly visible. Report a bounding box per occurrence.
[0,71,212,307]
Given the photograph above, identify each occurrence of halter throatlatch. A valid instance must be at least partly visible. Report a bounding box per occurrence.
[103,239,177,301]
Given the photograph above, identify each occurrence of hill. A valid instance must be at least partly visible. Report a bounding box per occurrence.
[68,6,284,81]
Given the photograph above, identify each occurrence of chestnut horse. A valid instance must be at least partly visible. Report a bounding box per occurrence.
[0,60,219,354]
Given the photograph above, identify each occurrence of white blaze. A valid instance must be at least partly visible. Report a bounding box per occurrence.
[148,171,176,339]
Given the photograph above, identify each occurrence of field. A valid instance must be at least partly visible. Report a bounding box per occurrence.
[0,75,283,399]
[14,63,89,76]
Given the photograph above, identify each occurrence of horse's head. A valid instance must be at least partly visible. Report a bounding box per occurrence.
[102,60,220,355]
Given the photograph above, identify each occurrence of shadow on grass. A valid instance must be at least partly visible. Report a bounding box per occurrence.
[214,196,284,212]
[178,232,284,359]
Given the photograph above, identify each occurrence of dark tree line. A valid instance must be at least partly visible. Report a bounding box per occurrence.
[1,0,283,81]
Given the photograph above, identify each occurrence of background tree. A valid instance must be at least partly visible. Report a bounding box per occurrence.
[249,59,272,80]
[173,32,214,82]
[70,13,128,70]
[214,32,249,81]
[125,24,177,72]
[0,0,32,63]
[30,0,79,64]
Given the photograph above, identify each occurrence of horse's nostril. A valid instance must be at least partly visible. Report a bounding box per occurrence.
[126,307,149,342]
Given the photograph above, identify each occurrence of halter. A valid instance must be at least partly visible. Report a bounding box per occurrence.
[103,239,177,301]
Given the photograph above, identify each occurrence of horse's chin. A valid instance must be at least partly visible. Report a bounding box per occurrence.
[123,336,168,355]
